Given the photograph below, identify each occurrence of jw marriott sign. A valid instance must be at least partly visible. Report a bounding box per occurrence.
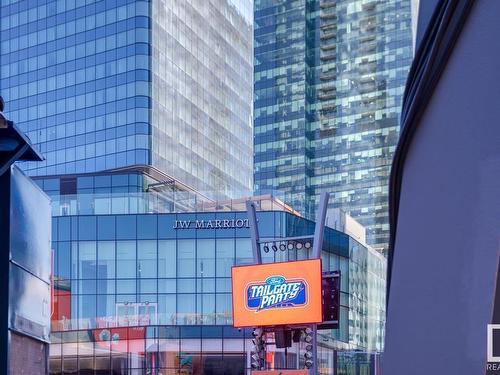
[173,219,250,230]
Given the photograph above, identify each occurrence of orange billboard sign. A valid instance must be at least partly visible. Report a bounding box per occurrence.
[231,259,322,327]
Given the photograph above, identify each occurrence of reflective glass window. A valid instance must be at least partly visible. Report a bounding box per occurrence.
[79,241,97,279]
[216,239,234,277]
[197,239,215,278]
[177,240,195,277]
[137,240,157,278]
[97,241,115,279]
[158,240,176,278]
[116,240,136,278]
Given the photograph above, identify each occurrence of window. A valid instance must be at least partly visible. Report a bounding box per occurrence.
[116,241,136,278]
[197,239,215,277]
[216,239,234,277]
[137,215,157,239]
[116,216,136,239]
[158,240,176,277]
[178,240,195,277]
[216,293,232,325]
[177,294,196,325]
[158,294,177,325]
[137,240,157,278]
[57,242,71,279]
[78,217,96,240]
[79,241,96,279]
[97,216,115,240]
[97,241,115,279]
[235,238,252,265]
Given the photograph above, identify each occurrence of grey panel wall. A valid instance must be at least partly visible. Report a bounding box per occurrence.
[9,165,52,342]
[384,1,500,374]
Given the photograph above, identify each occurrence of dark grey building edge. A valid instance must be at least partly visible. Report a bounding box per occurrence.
[385,1,500,374]
[387,0,474,297]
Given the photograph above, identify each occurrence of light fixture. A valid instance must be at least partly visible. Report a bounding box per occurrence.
[287,242,294,250]
[303,327,314,369]
[304,327,313,343]
[272,244,278,252]
[304,242,312,249]
[296,242,303,250]
[305,359,313,369]
[263,245,269,253]
[279,242,286,251]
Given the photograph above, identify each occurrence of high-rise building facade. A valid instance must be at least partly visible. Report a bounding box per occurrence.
[0,0,253,196]
[254,0,414,250]
[48,202,387,374]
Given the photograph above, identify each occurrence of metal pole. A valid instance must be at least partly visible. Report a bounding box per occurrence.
[246,200,262,264]
[311,324,318,375]
[200,261,204,325]
[285,346,288,369]
[312,192,329,259]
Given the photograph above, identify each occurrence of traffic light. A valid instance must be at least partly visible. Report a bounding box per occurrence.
[251,328,265,370]
[320,271,340,330]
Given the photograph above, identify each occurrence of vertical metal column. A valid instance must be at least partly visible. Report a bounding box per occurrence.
[246,199,265,370]
[312,192,330,259]
[311,324,318,375]
[0,171,10,375]
[311,192,329,375]
[246,200,262,264]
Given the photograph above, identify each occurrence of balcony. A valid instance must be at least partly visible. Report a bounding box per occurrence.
[320,53,337,62]
[320,73,336,81]
[320,0,336,10]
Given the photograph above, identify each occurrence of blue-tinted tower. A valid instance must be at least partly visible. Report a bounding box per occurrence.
[0,0,253,197]
[254,0,414,250]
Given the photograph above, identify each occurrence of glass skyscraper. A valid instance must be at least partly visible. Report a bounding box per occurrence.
[254,0,414,250]
[0,0,253,196]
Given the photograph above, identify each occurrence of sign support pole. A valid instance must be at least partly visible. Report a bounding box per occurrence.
[311,192,329,375]
[244,193,330,374]
[311,324,318,375]
[246,200,262,264]
[312,192,329,259]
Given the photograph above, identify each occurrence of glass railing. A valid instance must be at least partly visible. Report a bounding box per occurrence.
[50,312,234,332]
[50,191,301,216]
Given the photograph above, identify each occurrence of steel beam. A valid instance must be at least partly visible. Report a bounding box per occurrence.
[0,143,29,177]
[312,192,330,259]
[246,200,262,264]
